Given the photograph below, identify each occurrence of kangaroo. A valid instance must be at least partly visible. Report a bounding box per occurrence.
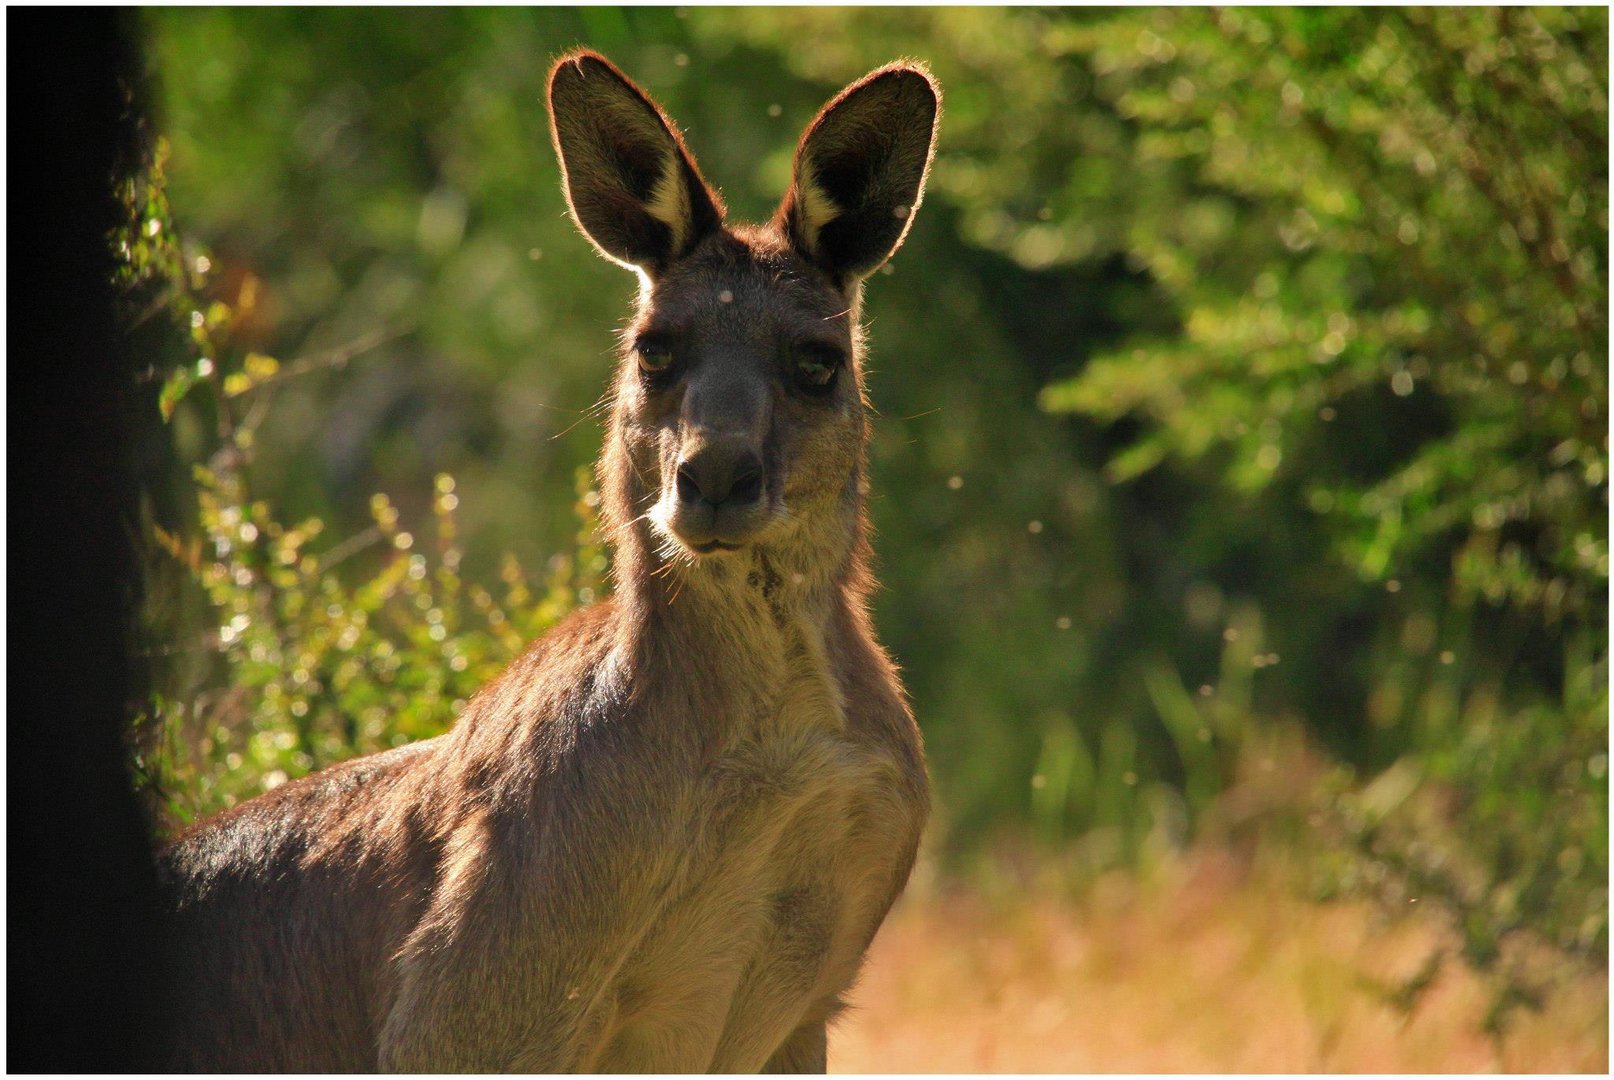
[159,50,939,1072]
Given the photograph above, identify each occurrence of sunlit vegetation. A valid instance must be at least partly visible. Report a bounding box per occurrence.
[120,149,601,823]
[836,850,1608,1072]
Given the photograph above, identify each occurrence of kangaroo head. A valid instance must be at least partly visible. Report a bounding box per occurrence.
[548,51,938,587]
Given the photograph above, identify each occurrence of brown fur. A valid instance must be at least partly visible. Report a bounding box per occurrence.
[159,50,941,1073]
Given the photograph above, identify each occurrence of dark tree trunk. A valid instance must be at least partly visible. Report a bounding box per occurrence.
[6,8,174,1070]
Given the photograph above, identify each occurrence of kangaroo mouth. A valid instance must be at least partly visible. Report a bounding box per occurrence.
[689,539,746,554]
[674,523,761,556]
[658,516,764,558]
[660,496,772,557]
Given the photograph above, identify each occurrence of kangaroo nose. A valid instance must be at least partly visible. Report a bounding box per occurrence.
[676,446,764,509]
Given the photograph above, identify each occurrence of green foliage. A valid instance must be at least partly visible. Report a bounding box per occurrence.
[1041,7,1612,998]
[1036,8,1607,621]
[119,139,598,830]
[141,463,601,827]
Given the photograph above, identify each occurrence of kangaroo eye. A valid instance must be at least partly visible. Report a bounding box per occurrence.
[793,345,843,395]
[635,339,676,376]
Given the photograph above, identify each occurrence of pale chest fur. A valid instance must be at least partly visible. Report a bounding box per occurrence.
[584,612,925,1072]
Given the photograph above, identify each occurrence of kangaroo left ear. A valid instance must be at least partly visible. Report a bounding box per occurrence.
[776,63,941,287]
[548,50,724,275]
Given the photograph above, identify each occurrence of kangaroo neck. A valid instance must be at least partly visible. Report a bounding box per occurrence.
[607,483,868,686]
[632,529,846,650]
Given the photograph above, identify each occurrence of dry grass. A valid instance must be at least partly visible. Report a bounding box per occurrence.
[831,851,1608,1073]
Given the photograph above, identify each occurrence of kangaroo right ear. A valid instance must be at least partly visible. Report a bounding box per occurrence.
[548,51,724,274]
[777,63,940,286]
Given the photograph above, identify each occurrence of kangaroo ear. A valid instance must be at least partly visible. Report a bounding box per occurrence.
[777,63,940,286]
[548,51,724,274]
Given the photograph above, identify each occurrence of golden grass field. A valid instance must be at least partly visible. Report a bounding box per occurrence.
[831,851,1608,1073]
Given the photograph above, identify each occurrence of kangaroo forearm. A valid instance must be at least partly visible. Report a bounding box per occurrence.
[763,1021,828,1074]
[378,967,609,1072]
[378,846,673,1070]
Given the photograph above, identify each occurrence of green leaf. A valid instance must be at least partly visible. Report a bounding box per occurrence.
[158,366,194,422]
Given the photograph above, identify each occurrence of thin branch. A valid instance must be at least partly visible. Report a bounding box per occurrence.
[244,322,417,395]
[318,526,385,573]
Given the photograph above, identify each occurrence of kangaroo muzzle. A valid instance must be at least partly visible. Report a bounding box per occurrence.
[667,432,769,552]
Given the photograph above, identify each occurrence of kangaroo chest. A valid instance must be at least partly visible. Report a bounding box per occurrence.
[589,665,923,1072]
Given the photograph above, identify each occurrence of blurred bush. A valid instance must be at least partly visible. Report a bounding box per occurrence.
[119,144,601,825]
[130,6,1605,1025]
